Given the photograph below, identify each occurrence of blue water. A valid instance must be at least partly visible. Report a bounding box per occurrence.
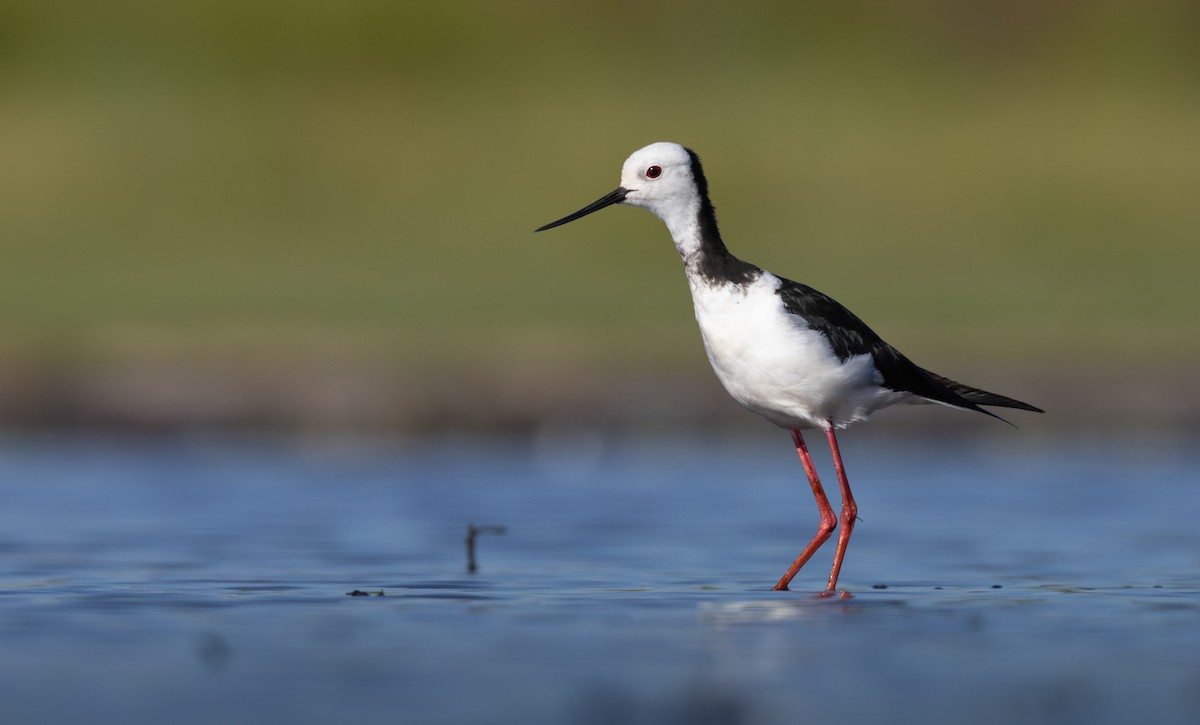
[2,431,1199,724]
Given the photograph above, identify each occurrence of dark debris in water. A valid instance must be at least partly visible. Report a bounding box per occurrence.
[466,523,507,574]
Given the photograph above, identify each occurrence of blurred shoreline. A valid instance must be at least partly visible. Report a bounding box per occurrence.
[4,3,1199,441]
[1,359,1193,437]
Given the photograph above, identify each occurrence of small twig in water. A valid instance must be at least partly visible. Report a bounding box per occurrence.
[466,524,507,573]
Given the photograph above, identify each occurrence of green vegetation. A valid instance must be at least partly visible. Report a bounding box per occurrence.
[3,1,1198,373]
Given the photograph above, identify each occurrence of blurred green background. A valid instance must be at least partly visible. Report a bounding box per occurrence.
[2,0,1198,431]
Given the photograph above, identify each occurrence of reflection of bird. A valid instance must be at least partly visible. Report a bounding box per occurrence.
[536,142,1042,593]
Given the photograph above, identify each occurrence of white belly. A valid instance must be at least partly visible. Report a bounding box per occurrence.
[687,272,906,430]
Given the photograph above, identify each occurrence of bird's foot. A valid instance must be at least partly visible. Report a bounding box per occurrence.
[818,588,853,600]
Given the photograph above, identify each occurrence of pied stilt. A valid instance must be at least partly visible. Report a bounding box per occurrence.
[536,142,1042,593]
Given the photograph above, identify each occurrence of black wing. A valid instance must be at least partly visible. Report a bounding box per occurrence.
[921,370,1044,413]
[775,279,1039,418]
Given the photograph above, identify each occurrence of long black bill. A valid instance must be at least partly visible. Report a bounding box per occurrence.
[535,187,628,232]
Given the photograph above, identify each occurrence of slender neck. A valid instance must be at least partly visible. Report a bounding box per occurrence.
[667,148,759,285]
[657,196,706,262]
[658,192,757,286]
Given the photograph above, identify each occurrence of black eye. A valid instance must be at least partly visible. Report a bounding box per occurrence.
[645,165,662,179]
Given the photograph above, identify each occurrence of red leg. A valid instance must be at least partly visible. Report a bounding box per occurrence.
[823,426,857,592]
[773,430,837,591]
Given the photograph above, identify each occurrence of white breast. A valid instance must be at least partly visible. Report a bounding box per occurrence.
[686,272,907,430]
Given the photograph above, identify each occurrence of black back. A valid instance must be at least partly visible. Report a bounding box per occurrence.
[776,279,1040,417]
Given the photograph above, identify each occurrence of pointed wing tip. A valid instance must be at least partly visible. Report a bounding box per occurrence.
[978,401,1045,428]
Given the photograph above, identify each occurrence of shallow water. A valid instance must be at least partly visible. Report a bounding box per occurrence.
[2,432,1198,724]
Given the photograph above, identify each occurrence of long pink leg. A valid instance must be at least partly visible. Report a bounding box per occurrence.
[823,426,858,592]
[773,430,837,591]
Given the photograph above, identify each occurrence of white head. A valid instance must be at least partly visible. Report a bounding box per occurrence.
[618,142,700,218]
[535,142,705,235]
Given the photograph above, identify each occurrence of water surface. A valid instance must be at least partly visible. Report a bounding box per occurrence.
[2,432,1198,724]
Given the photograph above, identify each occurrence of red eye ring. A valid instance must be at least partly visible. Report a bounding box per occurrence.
[645,165,662,179]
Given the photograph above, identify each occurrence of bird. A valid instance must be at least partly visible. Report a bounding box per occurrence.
[535,142,1042,593]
